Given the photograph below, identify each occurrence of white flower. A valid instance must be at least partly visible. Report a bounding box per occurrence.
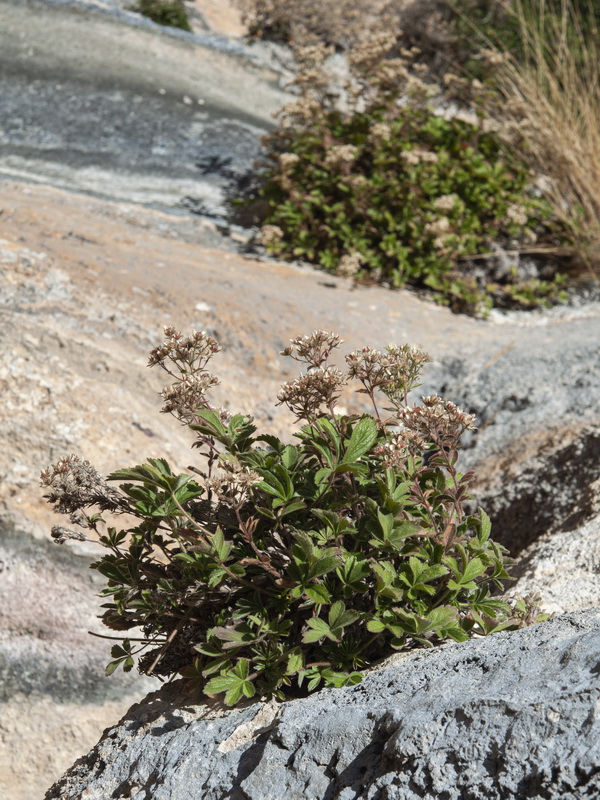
[279,152,301,170]
[434,194,459,212]
[325,145,358,167]
[337,252,364,278]
[401,149,438,166]
[424,217,450,236]
[506,205,528,226]
[258,225,284,248]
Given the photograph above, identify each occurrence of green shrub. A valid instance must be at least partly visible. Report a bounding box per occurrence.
[130,0,192,32]
[253,39,566,314]
[41,328,544,706]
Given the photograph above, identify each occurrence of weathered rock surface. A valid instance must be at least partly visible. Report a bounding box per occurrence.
[45,609,600,800]
[420,326,600,556]
[512,511,600,614]
[0,0,290,219]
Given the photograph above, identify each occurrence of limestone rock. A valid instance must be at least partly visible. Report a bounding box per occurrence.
[45,610,600,800]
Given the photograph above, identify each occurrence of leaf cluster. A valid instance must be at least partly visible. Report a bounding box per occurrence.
[42,329,545,706]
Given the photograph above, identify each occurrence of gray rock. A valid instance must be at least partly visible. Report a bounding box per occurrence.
[422,318,600,554]
[45,609,600,800]
[0,0,291,220]
[0,519,152,703]
[513,510,600,614]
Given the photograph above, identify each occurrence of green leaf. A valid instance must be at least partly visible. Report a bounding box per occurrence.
[303,617,336,643]
[278,499,307,518]
[104,659,122,677]
[309,556,340,580]
[224,685,244,705]
[210,528,232,562]
[478,509,492,546]
[426,606,458,629]
[287,650,304,674]
[462,558,487,583]
[341,416,378,465]
[205,675,234,694]
[305,584,332,604]
[190,408,229,439]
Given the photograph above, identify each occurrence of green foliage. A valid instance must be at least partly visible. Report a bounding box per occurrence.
[42,329,546,706]
[252,33,568,314]
[130,0,192,32]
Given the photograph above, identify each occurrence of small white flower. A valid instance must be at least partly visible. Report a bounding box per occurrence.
[434,194,459,212]
[325,145,358,167]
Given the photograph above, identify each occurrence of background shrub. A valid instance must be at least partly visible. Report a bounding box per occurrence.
[41,329,543,706]
[252,39,565,313]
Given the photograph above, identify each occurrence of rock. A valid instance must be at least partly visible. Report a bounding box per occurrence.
[422,324,600,555]
[468,423,600,554]
[0,177,599,798]
[0,695,142,800]
[513,510,600,615]
[0,0,292,220]
[45,609,600,800]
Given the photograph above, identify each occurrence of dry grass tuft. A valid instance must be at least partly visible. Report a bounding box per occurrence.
[490,0,600,276]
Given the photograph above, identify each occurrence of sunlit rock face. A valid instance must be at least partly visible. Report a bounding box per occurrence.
[45,610,600,800]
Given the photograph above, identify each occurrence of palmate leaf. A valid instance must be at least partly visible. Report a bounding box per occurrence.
[286,649,304,674]
[302,601,359,643]
[303,617,335,643]
[108,461,202,513]
[108,458,174,487]
[189,408,229,441]
[105,638,135,675]
[445,555,487,591]
[205,660,256,706]
[305,584,332,604]
[209,528,232,562]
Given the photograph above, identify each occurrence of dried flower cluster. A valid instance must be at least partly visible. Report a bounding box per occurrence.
[40,455,120,516]
[280,330,344,367]
[204,458,262,502]
[278,366,347,421]
[148,327,221,375]
[398,395,476,448]
[148,327,222,424]
[337,252,364,278]
[257,224,284,248]
[346,344,431,410]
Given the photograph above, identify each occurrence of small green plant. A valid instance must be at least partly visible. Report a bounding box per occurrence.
[41,329,544,706]
[130,0,192,32]
[253,37,566,313]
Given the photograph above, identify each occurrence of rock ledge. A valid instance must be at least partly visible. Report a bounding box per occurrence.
[46,610,600,800]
